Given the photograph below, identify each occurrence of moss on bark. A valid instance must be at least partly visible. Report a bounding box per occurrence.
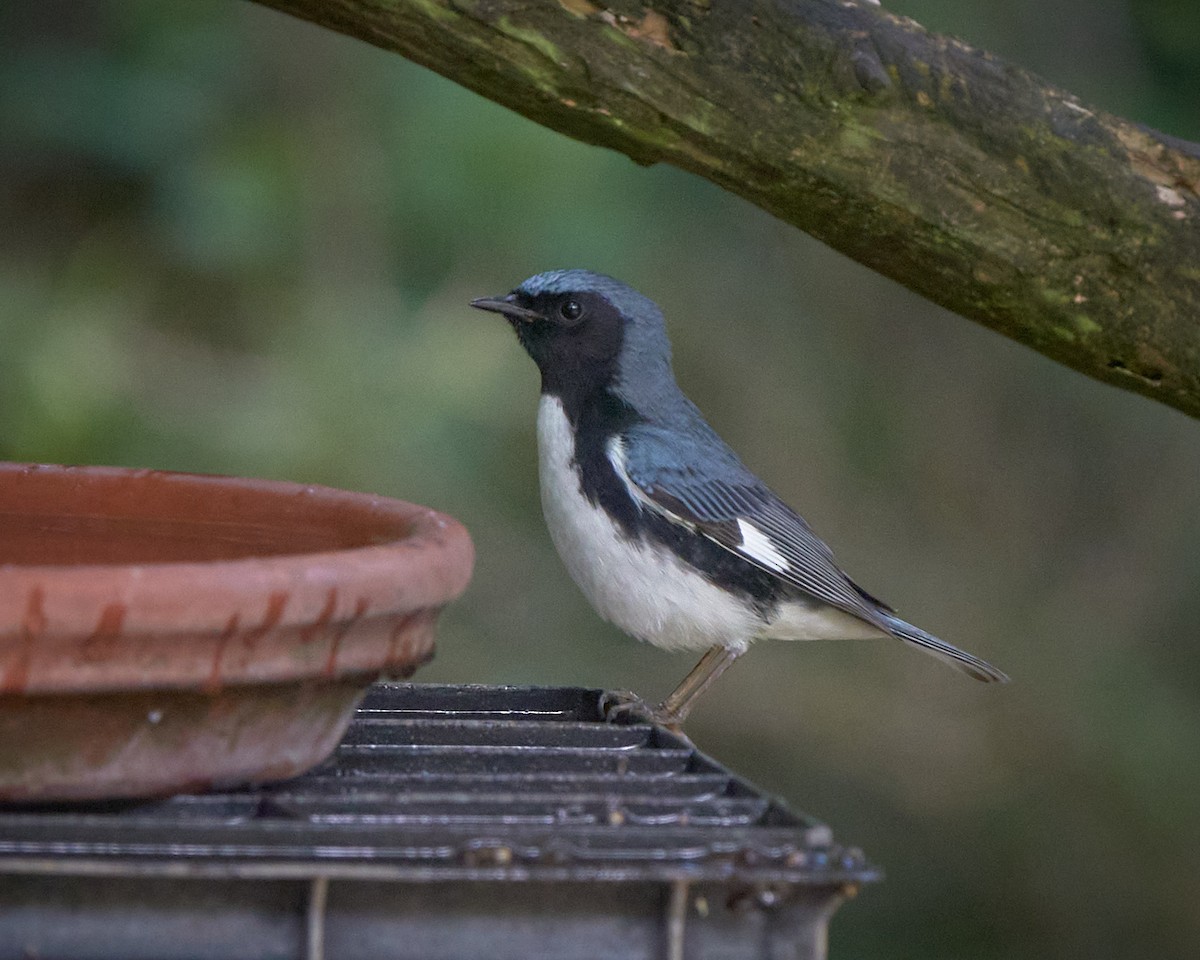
[256,0,1200,417]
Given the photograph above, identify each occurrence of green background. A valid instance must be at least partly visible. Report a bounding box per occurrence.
[2,1,1199,957]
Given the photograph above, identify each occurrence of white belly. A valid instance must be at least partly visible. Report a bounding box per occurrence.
[536,395,763,653]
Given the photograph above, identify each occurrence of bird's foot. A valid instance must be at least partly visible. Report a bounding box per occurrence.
[598,690,687,734]
[599,689,656,724]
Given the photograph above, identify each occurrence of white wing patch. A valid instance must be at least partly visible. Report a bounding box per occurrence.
[605,436,639,503]
[735,518,790,573]
[606,435,698,530]
[564,411,884,646]
[609,434,792,577]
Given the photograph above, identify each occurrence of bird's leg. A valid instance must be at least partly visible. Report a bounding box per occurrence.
[653,645,743,729]
[602,646,744,730]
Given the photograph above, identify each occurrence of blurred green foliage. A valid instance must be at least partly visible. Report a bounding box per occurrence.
[2,1,1198,957]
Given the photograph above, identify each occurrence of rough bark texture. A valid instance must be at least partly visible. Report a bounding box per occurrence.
[254,0,1200,418]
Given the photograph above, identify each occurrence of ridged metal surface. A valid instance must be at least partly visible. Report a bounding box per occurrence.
[0,683,877,887]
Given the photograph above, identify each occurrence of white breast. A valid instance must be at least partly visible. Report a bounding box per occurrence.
[536,395,763,653]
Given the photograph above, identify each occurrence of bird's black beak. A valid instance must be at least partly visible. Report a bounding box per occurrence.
[470,294,542,323]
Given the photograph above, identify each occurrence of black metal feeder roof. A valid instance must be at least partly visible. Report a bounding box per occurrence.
[0,682,878,960]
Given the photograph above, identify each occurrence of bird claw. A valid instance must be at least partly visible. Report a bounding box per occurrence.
[598,690,687,735]
[599,689,656,724]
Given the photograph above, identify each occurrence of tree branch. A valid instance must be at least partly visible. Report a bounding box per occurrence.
[255,0,1200,418]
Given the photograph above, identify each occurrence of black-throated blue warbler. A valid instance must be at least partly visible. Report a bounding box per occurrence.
[472,270,1008,726]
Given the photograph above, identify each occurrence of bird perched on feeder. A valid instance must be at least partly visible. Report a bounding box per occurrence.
[472,270,1008,727]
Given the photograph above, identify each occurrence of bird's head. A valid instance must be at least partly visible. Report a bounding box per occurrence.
[471,269,675,404]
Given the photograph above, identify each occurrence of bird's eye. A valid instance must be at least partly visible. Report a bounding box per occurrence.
[559,299,584,323]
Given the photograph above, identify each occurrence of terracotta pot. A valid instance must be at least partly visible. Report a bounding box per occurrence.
[0,463,473,801]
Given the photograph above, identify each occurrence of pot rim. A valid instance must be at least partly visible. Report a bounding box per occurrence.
[0,462,475,636]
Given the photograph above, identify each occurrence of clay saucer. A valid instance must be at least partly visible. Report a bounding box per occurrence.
[0,463,473,801]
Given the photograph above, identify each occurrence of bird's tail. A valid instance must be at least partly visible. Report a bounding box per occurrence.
[880,613,1010,683]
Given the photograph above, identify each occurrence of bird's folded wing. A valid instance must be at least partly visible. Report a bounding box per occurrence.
[611,431,891,630]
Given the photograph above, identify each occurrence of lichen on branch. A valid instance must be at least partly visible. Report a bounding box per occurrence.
[256,0,1200,419]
